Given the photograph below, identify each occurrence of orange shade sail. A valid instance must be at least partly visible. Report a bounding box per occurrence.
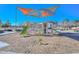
[41,11,53,17]
[17,7,34,14]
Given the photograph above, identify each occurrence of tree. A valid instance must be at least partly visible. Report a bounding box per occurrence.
[3,20,11,27]
[74,20,79,26]
[62,18,70,30]
[0,20,2,30]
[63,18,69,25]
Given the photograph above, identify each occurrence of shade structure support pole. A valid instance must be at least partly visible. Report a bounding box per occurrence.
[15,7,18,31]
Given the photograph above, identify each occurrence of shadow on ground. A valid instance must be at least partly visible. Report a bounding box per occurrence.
[59,33,79,41]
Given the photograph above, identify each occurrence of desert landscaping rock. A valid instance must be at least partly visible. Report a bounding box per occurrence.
[0,33,79,54]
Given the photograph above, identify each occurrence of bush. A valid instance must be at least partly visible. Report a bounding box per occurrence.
[21,26,29,36]
[0,30,4,33]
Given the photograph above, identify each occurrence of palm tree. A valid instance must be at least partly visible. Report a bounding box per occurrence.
[43,22,47,35]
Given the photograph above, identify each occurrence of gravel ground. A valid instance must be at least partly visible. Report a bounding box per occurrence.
[0,32,79,54]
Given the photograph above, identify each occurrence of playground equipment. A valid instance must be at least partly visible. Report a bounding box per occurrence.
[17,5,59,36]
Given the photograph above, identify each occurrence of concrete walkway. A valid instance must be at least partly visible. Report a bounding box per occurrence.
[0,31,15,36]
[0,41,9,48]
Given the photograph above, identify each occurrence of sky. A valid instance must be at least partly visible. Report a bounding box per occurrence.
[0,4,79,25]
